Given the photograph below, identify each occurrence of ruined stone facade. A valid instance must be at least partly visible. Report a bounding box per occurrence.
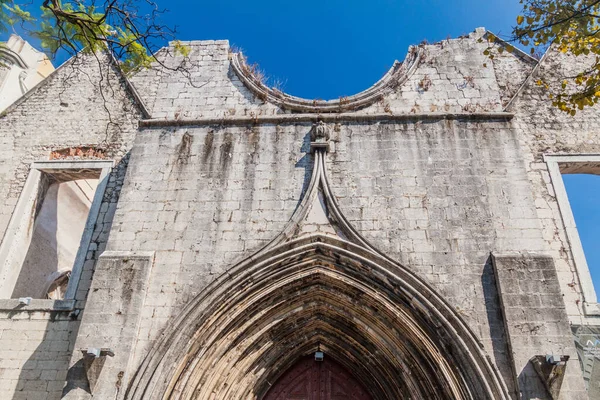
[0,27,598,399]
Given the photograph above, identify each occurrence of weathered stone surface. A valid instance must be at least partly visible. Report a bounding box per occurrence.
[0,28,597,400]
[0,53,140,399]
[493,253,586,399]
[63,252,154,399]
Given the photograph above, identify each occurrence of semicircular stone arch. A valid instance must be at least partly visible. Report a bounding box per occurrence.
[125,235,510,400]
[230,47,422,113]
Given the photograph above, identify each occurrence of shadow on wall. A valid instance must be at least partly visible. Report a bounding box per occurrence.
[518,362,552,400]
[10,314,78,400]
[481,256,518,398]
[293,131,313,214]
[11,181,59,299]
[12,176,100,300]
[10,156,129,400]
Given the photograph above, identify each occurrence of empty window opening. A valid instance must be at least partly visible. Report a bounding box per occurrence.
[0,161,112,302]
[9,171,99,299]
[562,173,600,297]
[545,155,600,314]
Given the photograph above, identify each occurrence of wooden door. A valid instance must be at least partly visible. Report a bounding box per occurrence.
[263,356,372,400]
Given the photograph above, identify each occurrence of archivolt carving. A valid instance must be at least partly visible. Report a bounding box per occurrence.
[126,236,510,400]
[230,48,421,113]
[125,128,510,400]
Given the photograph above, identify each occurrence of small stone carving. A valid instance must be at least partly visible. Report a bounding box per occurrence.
[530,355,570,400]
[81,348,115,393]
[311,121,330,141]
[310,121,330,153]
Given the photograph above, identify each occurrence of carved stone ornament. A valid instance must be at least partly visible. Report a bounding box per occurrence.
[230,48,422,113]
[530,354,570,400]
[310,121,330,153]
[81,348,115,393]
[124,121,513,400]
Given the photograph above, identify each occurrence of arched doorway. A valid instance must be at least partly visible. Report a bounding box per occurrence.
[125,235,511,400]
[124,129,511,400]
[263,355,372,400]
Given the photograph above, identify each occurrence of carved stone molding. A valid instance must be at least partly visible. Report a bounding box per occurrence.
[125,131,512,400]
[310,121,330,153]
[231,47,422,113]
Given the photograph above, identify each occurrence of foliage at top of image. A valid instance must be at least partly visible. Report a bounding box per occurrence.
[0,0,187,75]
[512,0,600,114]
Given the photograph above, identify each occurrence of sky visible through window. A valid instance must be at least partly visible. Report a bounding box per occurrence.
[563,174,600,296]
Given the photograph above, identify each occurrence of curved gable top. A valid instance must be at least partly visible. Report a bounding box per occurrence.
[0,46,28,70]
[231,47,422,113]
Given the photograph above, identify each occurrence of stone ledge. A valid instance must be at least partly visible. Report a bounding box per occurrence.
[0,298,75,312]
[583,302,600,316]
[99,250,156,260]
[139,111,515,128]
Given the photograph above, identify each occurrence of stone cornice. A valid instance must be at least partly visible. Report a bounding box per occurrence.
[0,45,29,69]
[139,111,514,128]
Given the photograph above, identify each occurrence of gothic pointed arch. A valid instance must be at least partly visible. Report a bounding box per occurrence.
[125,123,511,400]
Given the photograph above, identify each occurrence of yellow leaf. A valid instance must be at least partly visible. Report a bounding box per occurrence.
[517,15,524,25]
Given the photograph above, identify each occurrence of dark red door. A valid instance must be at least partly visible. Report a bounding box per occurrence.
[263,355,373,400]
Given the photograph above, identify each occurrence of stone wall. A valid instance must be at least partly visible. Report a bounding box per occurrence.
[0,53,139,399]
[0,313,75,400]
[510,49,600,325]
[95,118,525,395]
[66,33,593,399]
[0,27,597,400]
[89,114,587,399]
[128,29,536,120]
[129,40,281,120]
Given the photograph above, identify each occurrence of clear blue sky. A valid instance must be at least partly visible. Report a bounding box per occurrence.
[564,175,600,296]
[165,0,523,100]
[2,0,599,293]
